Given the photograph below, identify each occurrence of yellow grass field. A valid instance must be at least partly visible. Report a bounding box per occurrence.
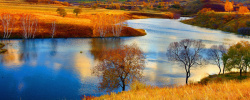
[0,1,150,38]
[94,79,250,100]
[0,1,127,25]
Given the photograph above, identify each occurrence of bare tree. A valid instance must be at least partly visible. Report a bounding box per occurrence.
[20,14,38,39]
[112,15,126,37]
[207,45,227,74]
[0,13,15,38]
[92,44,146,91]
[51,20,56,38]
[167,39,205,84]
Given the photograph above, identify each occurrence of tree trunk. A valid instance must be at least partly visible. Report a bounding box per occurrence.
[245,66,248,73]
[218,65,221,75]
[240,68,242,77]
[223,63,226,74]
[122,81,126,91]
[185,72,189,84]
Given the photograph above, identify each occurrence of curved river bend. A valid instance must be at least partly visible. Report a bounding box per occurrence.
[0,18,249,100]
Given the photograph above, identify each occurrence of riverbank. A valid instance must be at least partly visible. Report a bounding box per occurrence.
[0,1,178,39]
[93,79,250,100]
[199,72,250,85]
[181,12,250,35]
[0,43,7,53]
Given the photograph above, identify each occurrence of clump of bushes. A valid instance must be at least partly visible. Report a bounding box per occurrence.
[56,7,67,17]
[238,27,250,35]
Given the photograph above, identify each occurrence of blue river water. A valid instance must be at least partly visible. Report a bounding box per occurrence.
[0,18,249,100]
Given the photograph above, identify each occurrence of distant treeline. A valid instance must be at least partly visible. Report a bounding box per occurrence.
[25,0,178,3]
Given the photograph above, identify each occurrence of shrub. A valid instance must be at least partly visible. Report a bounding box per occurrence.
[130,80,147,91]
[198,8,214,15]
[246,21,250,27]
[56,7,67,17]
[92,4,97,10]
[238,6,249,14]
[73,8,82,16]
[238,27,250,35]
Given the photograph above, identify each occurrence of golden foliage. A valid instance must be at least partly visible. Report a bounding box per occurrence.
[198,8,214,14]
[92,44,146,91]
[91,13,126,37]
[95,79,250,100]
[225,1,234,12]
[239,6,249,14]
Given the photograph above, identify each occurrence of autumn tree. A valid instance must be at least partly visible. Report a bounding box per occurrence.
[224,0,234,12]
[225,41,250,77]
[167,39,205,84]
[0,13,16,38]
[238,6,249,14]
[92,44,146,91]
[56,7,67,17]
[73,8,82,16]
[207,45,227,74]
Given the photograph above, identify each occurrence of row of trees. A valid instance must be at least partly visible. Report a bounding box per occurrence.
[0,13,56,39]
[167,39,250,84]
[92,39,249,92]
[91,13,126,37]
[57,7,82,17]
[225,0,249,14]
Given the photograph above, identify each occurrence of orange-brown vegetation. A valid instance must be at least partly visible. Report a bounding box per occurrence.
[91,13,126,37]
[198,8,214,14]
[0,2,148,38]
[94,79,250,100]
[0,12,147,38]
[92,44,146,91]
[239,6,249,14]
[224,0,234,12]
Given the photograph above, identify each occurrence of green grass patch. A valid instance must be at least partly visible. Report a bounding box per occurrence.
[199,72,250,85]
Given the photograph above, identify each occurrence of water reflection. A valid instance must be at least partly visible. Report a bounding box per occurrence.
[19,40,37,66]
[90,38,122,60]
[0,40,23,67]
[50,39,58,57]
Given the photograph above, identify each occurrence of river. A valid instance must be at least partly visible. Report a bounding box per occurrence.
[0,18,249,100]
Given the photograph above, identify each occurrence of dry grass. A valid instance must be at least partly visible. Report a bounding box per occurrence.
[93,79,250,100]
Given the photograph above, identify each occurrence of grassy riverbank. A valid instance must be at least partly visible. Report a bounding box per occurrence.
[92,72,250,100]
[0,1,179,38]
[181,12,250,35]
